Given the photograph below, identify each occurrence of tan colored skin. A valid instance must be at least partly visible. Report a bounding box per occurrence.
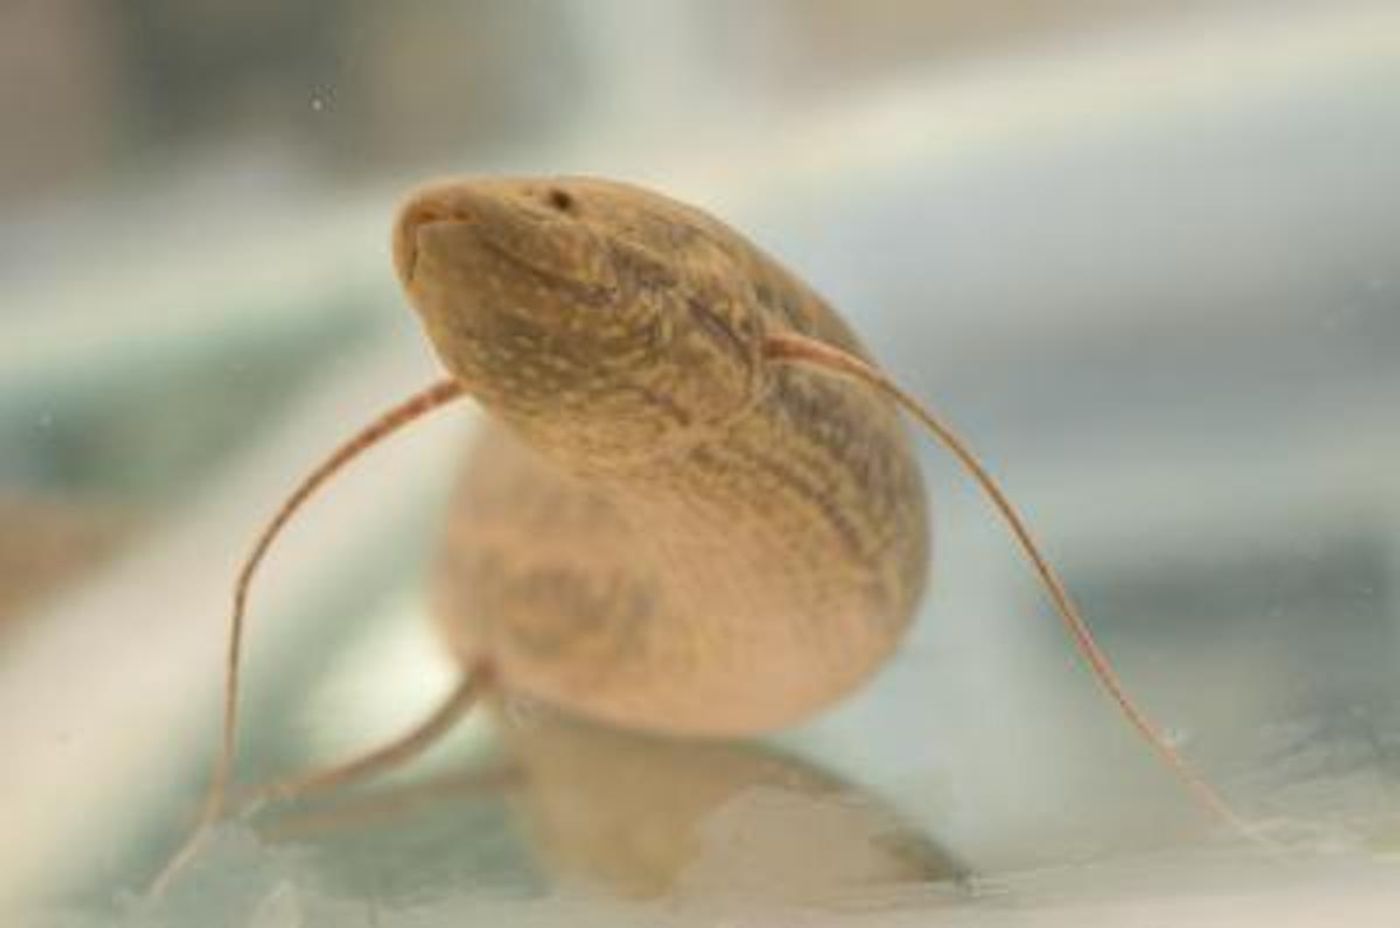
[394,176,929,736]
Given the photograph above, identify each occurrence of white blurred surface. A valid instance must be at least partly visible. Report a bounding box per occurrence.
[1,2,1398,922]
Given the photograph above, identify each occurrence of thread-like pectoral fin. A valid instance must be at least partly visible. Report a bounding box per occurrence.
[151,378,468,895]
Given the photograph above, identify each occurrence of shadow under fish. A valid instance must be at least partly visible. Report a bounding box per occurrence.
[258,698,969,911]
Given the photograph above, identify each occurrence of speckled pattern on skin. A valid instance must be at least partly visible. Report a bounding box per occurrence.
[397,177,929,736]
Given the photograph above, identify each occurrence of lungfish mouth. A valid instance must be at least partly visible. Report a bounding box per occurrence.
[475,235,619,306]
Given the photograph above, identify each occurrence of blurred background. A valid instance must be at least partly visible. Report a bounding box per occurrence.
[2,1,1398,924]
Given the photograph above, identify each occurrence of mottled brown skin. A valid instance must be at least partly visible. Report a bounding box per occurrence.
[394,176,928,736]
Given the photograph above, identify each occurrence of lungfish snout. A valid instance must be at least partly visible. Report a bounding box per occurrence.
[392,187,479,286]
[394,181,611,298]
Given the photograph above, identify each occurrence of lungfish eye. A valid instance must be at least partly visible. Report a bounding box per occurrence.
[546,188,576,213]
